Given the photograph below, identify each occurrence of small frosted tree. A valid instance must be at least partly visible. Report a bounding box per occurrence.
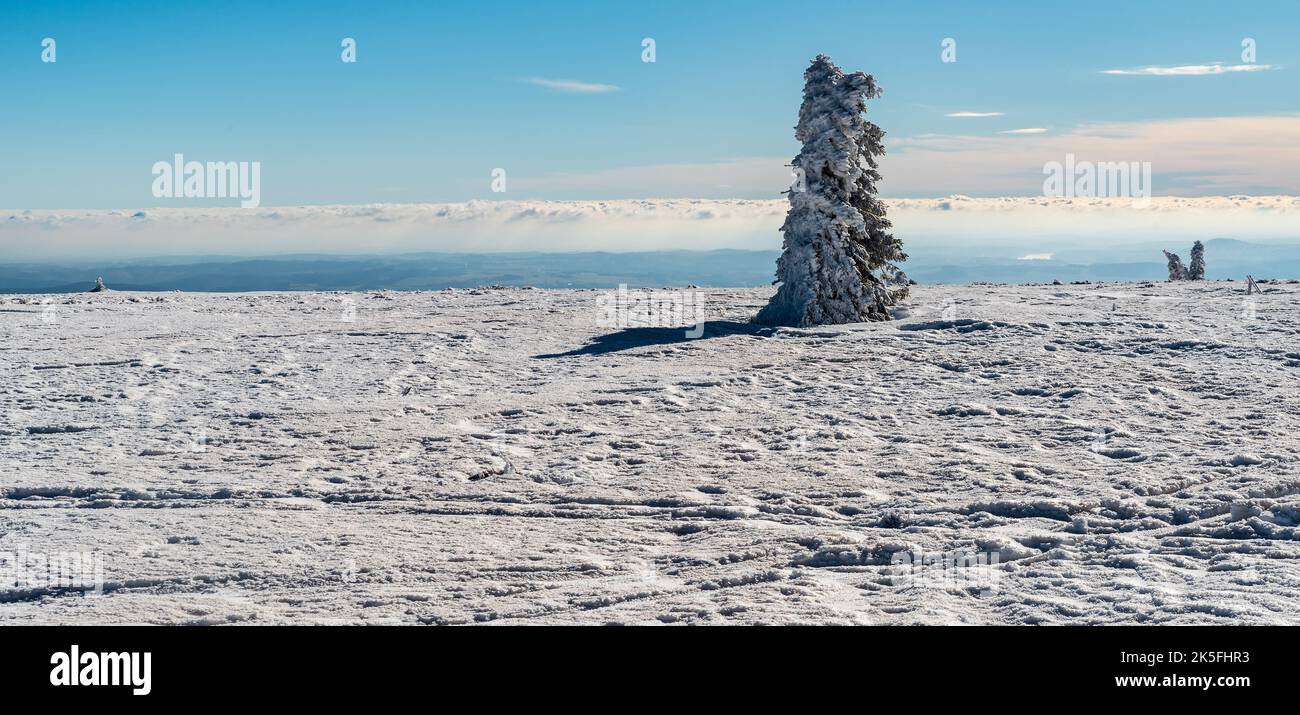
[1163,251,1188,281]
[1188,240,1205,280]
[755,54,907,327]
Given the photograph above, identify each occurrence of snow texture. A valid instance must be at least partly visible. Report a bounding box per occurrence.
[2,281,1299,624]
[757,55,907,327]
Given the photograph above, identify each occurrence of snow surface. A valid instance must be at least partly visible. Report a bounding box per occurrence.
[3,281,1299,624]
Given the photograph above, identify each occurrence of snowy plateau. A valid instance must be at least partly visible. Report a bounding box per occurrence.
[2,281,1299,625]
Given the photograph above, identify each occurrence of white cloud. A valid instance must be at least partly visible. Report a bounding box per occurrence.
[946,112,1005,118]
[524,77,621,93]
[1102,63,1276,76]
[1017,253,1054,261]
[999,127,1048,134]
[509,157,790,197]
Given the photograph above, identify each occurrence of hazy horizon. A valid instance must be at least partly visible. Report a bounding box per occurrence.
[5,196,1299,264]
[6,235,1299,293]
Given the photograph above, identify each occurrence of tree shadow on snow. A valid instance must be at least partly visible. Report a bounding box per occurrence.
[534,321,775,358]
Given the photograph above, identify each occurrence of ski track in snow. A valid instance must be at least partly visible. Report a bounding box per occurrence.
[2,281,1299,625]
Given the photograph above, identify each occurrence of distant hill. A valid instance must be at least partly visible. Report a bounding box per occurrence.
[0,251,782,293]
[3,241,1299,293]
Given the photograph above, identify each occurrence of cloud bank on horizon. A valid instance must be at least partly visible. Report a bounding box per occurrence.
[5,196,1299,261]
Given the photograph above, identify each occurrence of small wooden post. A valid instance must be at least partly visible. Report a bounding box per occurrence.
[1246,275,1259,295]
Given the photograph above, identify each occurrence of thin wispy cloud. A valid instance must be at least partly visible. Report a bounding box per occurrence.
[1102,63,1276,76]
[946,112,1005,118]
[524,77,621,93]
[999,127,1048,134]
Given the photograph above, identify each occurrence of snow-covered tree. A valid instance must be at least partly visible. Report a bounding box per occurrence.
[1188,240,1205,280]
[89,276,107,292]
[1163,251,1188,281]
[755,54,907,327]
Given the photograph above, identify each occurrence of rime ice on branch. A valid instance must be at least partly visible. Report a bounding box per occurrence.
[1188,240,1205,281]
[755,54,907,327]
[1163,251,1189,282]
[1163,241,1206,282]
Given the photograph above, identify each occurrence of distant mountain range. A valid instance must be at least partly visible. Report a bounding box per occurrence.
[0,251,780,293]
[3,239,1298,293]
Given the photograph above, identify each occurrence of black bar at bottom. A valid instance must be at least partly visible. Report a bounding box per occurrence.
[0,625,1284,701]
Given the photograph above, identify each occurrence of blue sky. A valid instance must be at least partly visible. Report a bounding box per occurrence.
[1,0,1297,208]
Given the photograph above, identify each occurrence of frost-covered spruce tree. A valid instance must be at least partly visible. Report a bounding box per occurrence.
[755,54,907,327]
[1188,240,1205,280]
[1163,251,1188,281]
